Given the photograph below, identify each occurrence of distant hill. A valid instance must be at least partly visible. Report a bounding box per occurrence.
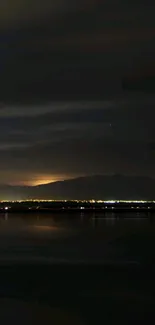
[0,175,155,201]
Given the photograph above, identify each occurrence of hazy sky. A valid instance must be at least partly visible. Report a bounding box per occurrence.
[0,0,155,185]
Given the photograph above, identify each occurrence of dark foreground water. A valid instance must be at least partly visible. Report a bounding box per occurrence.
[0,211,154,263]
[0,212,155,324]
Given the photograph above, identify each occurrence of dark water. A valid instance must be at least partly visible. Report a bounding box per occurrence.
[0,212,155,324]
[0,212,154,263]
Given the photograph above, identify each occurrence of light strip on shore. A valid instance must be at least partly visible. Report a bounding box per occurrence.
[0,199,155,203]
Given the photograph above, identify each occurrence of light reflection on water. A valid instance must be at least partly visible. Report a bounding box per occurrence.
[32,225,58,231]
[0,212,153,263]
[0,212,151,235]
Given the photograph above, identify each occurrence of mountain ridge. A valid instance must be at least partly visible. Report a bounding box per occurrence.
[0,174,154,201]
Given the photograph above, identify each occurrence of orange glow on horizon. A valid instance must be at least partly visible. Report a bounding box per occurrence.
[30,179,57,186]
[28,174,84,186]
[29,175,74,186]
[8,175,69,186]
[8,179,57,186]
[7,174,85,186]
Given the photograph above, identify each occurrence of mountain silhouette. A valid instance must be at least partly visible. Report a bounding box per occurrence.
[0,175,155,201]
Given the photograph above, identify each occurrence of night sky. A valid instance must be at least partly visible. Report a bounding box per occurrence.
[0,0,155,185]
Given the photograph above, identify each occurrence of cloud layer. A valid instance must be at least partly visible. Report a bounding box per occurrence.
[0,98,154,184]
[0,0,154,184]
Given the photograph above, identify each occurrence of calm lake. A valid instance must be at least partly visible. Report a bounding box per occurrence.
[0,212,154,264]
[0,212,155,324]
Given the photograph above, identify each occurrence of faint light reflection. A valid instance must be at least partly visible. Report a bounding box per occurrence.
[4,213,8,221]
[32,225,58,231]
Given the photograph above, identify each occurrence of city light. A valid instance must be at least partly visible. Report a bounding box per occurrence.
[0,199,154,203]
[0,198,153,214]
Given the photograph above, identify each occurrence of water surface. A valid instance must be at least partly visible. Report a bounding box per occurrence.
[0,212,154,264]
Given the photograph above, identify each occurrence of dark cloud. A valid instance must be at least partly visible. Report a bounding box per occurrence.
[0,98,154,184]
[0,0,155,104]
[0,0,154,184]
